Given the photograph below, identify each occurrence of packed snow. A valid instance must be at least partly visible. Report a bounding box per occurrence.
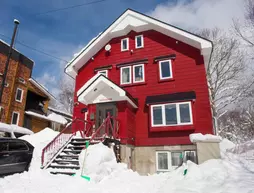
[25,111,67,125]
[0,128,253,193]
[189,133,222,143]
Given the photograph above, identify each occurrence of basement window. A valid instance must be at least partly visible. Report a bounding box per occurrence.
[121,38,129,51]
[15,88,23,103]
[135,35,144,49]
[11,111,20,125]
[151,102,193,127]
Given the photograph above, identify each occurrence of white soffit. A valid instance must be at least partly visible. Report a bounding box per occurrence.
[65,9,212,78]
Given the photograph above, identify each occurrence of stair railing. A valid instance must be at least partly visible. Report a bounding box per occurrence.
[41,118,93,167]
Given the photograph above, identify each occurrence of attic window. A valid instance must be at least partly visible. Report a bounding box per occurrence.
[121,38,129,51]
[97,70,108,77]
[135,35,144,49]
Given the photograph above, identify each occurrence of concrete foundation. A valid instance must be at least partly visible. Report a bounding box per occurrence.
[196,142,221,164]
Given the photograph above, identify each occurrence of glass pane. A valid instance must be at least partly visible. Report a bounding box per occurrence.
[180,104,191,123]
[16,90,22,100]
[9,142,28,151]
[0,142,8,152]
[160,61,171,78]
[12,113,18,125]
[136,36,142,47]
[165,104,177,125]
[185,151,196,163]
[122,39,127,50]
[171,152,183,166]
[98,71,107,77]
[121,68,130,83]
[134,65,143,82]
[153,106,163,125]
[157,152,168,170]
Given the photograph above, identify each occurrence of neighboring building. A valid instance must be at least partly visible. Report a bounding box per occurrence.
[65,9,213,174]
[0,40,70,133]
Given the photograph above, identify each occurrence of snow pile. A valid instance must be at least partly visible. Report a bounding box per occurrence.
[220,138,235,153]
[189,133,222,143]
[79,143,128,182]
[0,122,33,138]
[47,112,68,124]
[20,128,59,171]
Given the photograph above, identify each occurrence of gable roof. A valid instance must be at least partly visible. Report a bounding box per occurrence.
[29,78,56,100]
[65,9,212,79]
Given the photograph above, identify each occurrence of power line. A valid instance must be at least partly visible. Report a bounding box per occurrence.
[34,0,107,16]
[0,33,69,63]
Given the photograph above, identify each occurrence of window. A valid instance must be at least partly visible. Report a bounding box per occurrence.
[15,88,23,102]
[120,66,131,84]
[97,70,108,77]
[11,112,19,125]
[120,64,145,85]
[151,102,192,127]
[171,152,183,167]
[135,35,144,48]
[184,151,196,163]
[156,151,170,171]
[0,142,8,152]
[121,38,129,51]
[159,60,173,80]
[133,64,145,83]
[18,77,26,84]
[9,142,28,151]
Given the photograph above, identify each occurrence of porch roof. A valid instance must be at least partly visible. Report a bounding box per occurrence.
[77,74,138,108]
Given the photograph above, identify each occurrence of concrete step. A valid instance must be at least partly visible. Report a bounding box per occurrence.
[53,159,79,165]
[50,171,76,176]
[48,164,80,170]
[57,154,79,159]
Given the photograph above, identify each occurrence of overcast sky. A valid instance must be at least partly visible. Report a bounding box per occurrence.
[0,0,245,96]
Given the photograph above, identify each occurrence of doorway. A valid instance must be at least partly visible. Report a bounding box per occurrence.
[96,102,117,128]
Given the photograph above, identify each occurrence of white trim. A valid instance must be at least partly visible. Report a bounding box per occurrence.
[121,38,129,51]
[97,70,108,77]
[65,10,212,78]
[120,66,131,85]
[135,35,144,49]
[151,101,193,127]
[159,60,173,80]
[15,88,23,103]
[11,111,20,125]
[133,64,145,83]
[29,78,56,100]
[156,151,171,172]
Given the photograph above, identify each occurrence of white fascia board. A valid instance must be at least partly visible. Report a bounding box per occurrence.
[65,10,212,78]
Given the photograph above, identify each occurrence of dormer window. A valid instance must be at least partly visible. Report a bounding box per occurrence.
[121,38,129,51]
[135,35,144,49]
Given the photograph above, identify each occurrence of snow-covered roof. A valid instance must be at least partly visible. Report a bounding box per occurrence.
[65,9,212,78]
[29,78,56,100]
[48,106,72,118]
[189,133,222,143]
[25,111,67,125]
[0,122,33,135]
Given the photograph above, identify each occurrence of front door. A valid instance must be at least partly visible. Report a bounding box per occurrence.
[96,103,117,129]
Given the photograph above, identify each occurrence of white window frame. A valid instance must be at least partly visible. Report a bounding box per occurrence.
[159,60,173,80]
[171,151,183,168]
[156,151,171,172]
[184,150,196,163]
[97,70,108,77]
[11,111,20,125]
[15,88,23,103]
[121,38,129,51]
[135,35,144,49]
[151,101,193,127]
[133,64,145,83]
[120,66,131,85]
[18,77,26,84]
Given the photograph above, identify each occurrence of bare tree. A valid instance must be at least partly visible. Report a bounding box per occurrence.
[199,28,254,135]
[233,0,254,50]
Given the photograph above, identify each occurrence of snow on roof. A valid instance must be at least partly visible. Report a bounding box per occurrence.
[48,106,72,118]
[25,111,67,125]
[29,78,56,100]
[189,133,222,143]
[0,122,33,135]
[65,9,212,78]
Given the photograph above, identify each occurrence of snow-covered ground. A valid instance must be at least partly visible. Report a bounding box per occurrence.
[0,129,253,193]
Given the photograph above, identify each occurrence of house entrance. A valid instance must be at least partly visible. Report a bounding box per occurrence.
[96,102,117,128]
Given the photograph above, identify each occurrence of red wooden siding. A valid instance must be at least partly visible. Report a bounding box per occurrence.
[73,30,213,146]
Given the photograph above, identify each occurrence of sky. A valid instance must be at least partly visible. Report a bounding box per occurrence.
[0,0,245,97]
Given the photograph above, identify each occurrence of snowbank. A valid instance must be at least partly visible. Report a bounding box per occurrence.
[20,128,59,171]
[220,138,235,153]
[47,112,68,124]
[0,122,33,137]
[189,133,222,143]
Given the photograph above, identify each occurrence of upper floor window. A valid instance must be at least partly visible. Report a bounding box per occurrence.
[11,112,19,125]
[159,60,173,80]
[120,64,145,85]
[15,88,23,103]
[97,70,108,77]
[121,38,129,51]
[135,35,144,49]
[151,101,192,127]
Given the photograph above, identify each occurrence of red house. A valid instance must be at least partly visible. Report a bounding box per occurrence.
[65,9,213,174]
